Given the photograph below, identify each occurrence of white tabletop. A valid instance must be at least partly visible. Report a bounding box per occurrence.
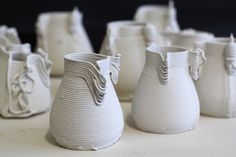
[0,78,236,157]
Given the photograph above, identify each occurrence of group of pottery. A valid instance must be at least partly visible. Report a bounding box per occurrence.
[1,0,236,151]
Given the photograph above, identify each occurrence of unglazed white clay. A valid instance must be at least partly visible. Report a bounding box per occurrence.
[50,53,124,150]
[163,28,214,49]
[100,21,157,101]
[0,25,21,47]
[134,1,180,44]
[132,46,206,133]
[0,44,52,118]
[195,34,236,118]
[36,7,93,76]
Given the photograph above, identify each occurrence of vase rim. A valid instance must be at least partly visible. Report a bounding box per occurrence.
[107,20,147,29]
[146,46,187,54]
[136,4,173,12]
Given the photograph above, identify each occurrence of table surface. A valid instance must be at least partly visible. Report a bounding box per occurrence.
[0,78,236,157]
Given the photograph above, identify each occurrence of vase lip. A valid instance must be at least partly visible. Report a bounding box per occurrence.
[107,20,149,37]
[65,52,107,61]
[136,4,173,12]
[146,46,187,55]
[39,8,81,17]
[107,20,147,29]
[162,29,214,39]
[64,52,110,70]
[202,37,236,45]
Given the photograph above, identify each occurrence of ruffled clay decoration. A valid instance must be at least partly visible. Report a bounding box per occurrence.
[0,25,21,47]
[0,44,52,118]
[8,63,35,116]
[50,53,123,150]
[224,34,236,76]
[189,44,207,80]
[156,52,168,85]
[72,59,107,106]
[109,54,121,84]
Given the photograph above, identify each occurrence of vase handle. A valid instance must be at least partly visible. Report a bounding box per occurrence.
[143,24,158,47]
[224,34,236,76]
[109,54,121,84]
[188,44,207,80]
[156,52,168,85]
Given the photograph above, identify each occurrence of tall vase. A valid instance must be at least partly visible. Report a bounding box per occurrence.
[0,44,52,118]
[100,21,157,101]
[36,7,93,76]
[195,34,236,118]
[132,45,206,133]
[50,53,124,150]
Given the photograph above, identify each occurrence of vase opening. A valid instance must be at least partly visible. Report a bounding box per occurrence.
[147,46,186,54]
[12,53,27,61]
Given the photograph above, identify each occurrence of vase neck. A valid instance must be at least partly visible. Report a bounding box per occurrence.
[64,53,120,106]
[146,46,188,68]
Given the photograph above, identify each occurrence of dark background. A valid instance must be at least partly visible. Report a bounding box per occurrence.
[0,0,235,51]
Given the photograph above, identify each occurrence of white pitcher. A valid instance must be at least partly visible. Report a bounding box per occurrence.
[100,21,157,101]
[195,35,236,118]
[163,29,214,49]
[50,53,123,150]
[0,44,52,118]
[36,7,93,75]
[134,1,180,33]
[132,46,206,133]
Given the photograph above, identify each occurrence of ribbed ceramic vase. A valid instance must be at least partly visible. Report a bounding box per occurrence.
[132,46,206,133]
[134,1,180,32]
[36,7,93,75]
[100,21,157,101]
[50,53,124,150]
[195,34,236,118]
[0,44,52,118]
[163,29,214,49]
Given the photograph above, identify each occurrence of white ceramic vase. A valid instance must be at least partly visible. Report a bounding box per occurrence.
[0,44,52,118]
[195,34,236,118]
[163,29,214,49]
[50,53,124,150]
[36,7,93,76]
[132,46,206,133]
[134,1,180,33]
[100,20,157,101]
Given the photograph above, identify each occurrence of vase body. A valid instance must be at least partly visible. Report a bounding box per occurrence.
[0,44,51,118]
[36,8,93,76]
[100,21,157,101]
[132,46,205,133]
[195,36,236,118]
[50,53,124,150]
